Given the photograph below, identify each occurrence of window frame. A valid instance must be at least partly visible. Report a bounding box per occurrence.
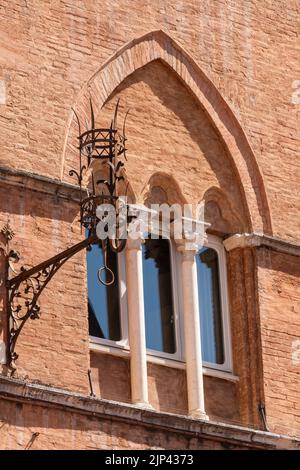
[88,232,232,374]
[89,250,129,351]
[198,234,233,373]
[143,234,183,362]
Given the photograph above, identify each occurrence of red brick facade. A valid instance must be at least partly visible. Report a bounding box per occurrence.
[0,1,299,449]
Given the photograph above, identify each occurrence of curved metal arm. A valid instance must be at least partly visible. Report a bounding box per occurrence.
[6,234,97,373]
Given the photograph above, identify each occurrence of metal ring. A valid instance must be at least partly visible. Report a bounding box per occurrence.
[97,265,115,286]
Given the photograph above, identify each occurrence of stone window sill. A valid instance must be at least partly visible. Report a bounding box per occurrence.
[89,340,239,383]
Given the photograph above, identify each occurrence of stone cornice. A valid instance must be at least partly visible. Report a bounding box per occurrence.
[0,165,81,201]
[224,233,300,257]
[0,376,299,449]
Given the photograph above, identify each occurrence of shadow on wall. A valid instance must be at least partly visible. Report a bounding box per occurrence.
[63,30,272,235]
[104,59,249,232]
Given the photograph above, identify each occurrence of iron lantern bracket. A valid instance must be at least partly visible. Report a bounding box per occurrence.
[0,99,130,374]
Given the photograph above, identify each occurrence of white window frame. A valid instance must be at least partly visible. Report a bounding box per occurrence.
[143,234,183,362]
[197,234,233,373]
[88,233,232,374]
[89,250,129,351]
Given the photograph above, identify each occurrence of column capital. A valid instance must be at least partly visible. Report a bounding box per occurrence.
[172,216,208,257]
[126,232,145,251]
[171,217,209,244]
[175,235,206,259]
[126,204,159,250]
[126,217,146,251]
[176,242,198,261]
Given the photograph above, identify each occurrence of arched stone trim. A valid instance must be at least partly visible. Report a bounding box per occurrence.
[201,186,244,235]
[61,30,272,234]
[141,172,187,207]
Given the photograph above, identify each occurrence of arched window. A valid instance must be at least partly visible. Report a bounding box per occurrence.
[87,215,231,372]
[196,236,232,371]
[87,243,122,342]
[197,247,224,364]
[142,236,176,355]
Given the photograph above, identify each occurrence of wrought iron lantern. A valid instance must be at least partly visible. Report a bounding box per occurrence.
[1,100,132,373]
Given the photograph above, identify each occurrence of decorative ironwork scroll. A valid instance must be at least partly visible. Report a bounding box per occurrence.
[6,234,97,372]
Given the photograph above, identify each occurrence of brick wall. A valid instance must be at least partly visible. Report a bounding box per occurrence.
[1,378,298,450]
[0,182,90,393]
[1,0,299,240]
[0,0,299,447]
[258,248,300,436]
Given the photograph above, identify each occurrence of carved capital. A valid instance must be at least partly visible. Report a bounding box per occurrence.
[172,216,208,248]
[174,226,207,258]
[175,239,199,262]
[126,230,145,251]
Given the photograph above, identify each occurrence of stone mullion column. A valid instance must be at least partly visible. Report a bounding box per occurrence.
[177,241,208,419]
[125,233,150,408]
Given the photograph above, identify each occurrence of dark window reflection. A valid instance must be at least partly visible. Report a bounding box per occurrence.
[142,237,176,354]
[196,247,224,364]
[87,243,121,341]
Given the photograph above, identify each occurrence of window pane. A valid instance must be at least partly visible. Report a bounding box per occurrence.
[142,237,176,354]
[196,247,224,364]
[87,243,121,341]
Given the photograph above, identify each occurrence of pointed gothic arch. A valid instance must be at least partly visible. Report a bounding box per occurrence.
[61,30,272,234]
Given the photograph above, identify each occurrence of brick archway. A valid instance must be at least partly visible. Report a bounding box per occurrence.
[61,30,272,234]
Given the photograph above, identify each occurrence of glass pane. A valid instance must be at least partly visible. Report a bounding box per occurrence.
[196,247,224,364]
[87,243,121,341]
[142,237,176,354]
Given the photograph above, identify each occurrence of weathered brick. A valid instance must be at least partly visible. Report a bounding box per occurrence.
[0,0,299,449]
